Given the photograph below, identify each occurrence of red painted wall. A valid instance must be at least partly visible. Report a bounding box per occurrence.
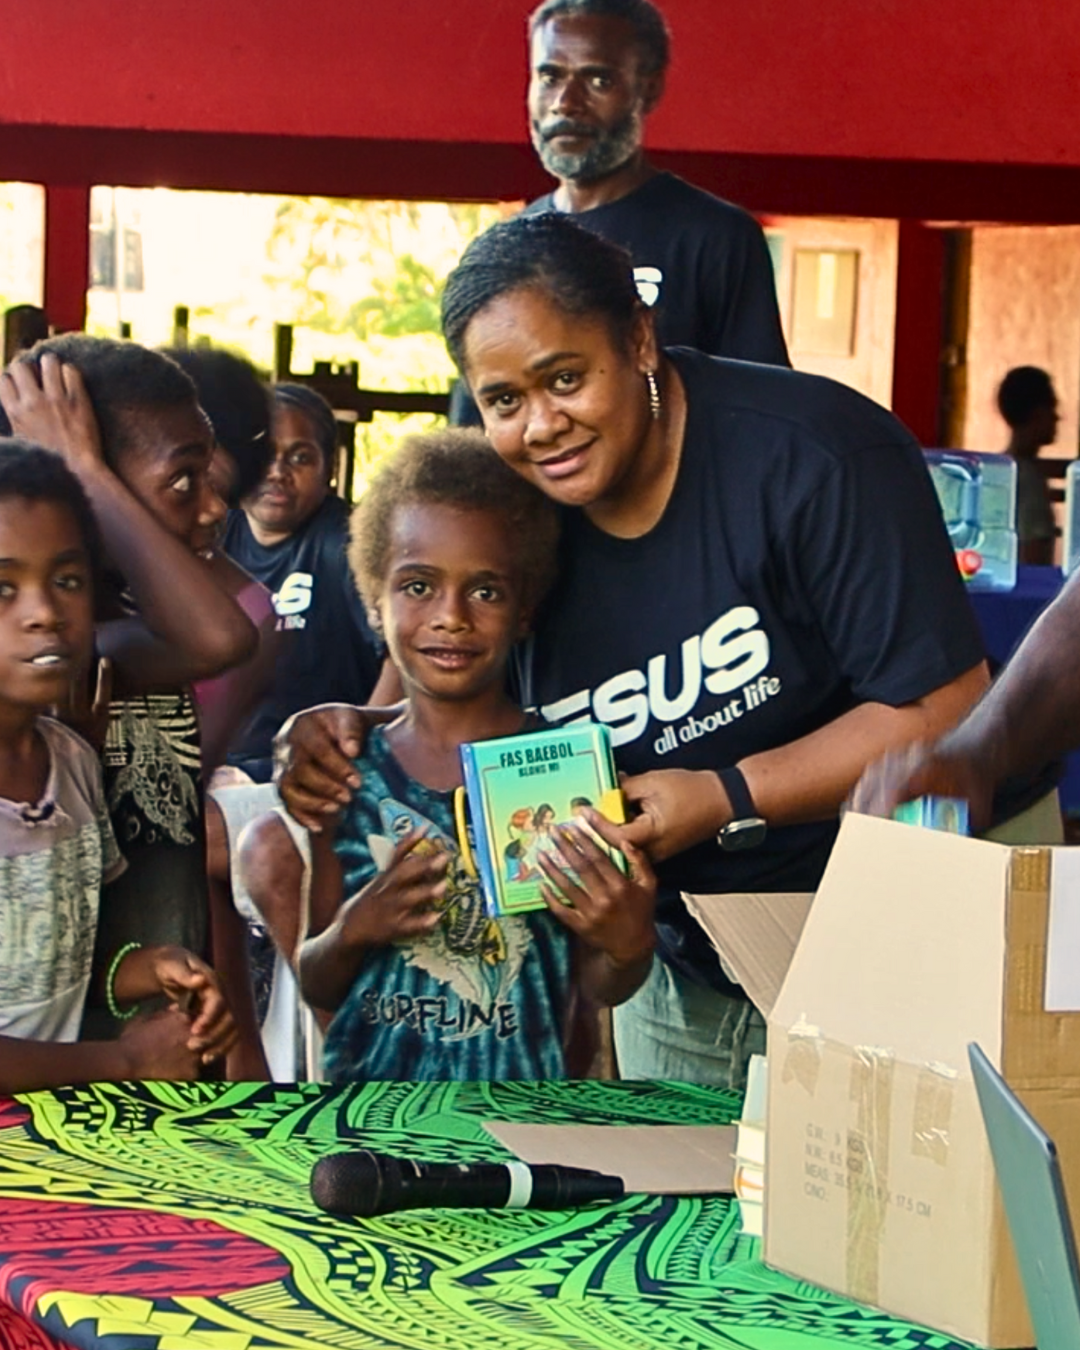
[3,0,1079,166]
[3,1,1080,222]
[5,0,1078,434]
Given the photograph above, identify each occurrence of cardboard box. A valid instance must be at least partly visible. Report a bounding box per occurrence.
[685,812,1080,1348]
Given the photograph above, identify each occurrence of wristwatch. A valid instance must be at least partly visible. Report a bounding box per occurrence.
[716,766,767,851]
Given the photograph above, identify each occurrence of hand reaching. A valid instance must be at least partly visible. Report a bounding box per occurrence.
[849,740,992,832]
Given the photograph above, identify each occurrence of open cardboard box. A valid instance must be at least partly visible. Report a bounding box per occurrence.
[685,811,1080,1349]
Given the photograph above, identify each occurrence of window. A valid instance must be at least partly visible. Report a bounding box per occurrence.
[791,249,859,356]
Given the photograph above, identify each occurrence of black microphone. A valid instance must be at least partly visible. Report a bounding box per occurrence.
[310,1149,625,1218]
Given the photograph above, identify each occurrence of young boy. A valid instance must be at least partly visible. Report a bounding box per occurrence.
[0,438,236,1092]
[298,430,657,1081]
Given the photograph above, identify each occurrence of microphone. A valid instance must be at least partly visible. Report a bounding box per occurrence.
[310,1149,625,1218]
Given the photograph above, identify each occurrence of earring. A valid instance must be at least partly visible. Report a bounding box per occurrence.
[645,369,661,420]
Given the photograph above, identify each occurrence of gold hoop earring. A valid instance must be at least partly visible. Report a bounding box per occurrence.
[645,369,661,420]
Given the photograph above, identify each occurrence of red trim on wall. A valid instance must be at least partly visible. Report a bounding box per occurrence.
[7,127,1080,224]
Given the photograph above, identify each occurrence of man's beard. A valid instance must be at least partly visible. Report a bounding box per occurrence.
[530,110,642,184]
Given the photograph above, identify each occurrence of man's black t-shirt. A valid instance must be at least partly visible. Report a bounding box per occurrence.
[523,173,789,365]
[448,171,789,427]
[223,495,382,779]
[519,349,986,990]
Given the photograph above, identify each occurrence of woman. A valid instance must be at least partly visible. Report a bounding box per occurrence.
[281,214,988,1088]
[223,383,390,783]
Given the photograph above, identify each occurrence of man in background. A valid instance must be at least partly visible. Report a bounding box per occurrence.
[998,365,1059,566]
[451,0,787,423]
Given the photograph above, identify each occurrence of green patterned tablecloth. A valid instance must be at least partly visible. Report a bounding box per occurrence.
[0,1080,971,1349]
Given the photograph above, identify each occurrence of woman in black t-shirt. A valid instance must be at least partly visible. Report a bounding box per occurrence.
[280,214,989,1089]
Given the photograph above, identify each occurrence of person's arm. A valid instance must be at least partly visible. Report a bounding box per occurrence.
[536,809,656,1006]
[273,702,403,831]
[626,432,990,859]
[621,662,987,859]
[0,1011,200,1094]
[0,356,256,688]
[297,828,350,1010]
[854,567,1080,828]
[238,813,306,961]
[298,829,446,1012]
[205,796,271,1080]
[209,876,270,1081]
[194,558,279,775]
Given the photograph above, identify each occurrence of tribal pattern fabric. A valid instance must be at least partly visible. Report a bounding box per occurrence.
[0,1080,971,1350]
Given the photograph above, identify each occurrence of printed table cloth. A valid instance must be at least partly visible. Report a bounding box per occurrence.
[0,1080,971,1349]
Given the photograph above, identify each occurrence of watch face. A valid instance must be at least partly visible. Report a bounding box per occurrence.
[719,818,767,851]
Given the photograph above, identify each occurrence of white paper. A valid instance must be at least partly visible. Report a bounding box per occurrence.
[1045,849,1080,1011]
[483,1123,736,1195]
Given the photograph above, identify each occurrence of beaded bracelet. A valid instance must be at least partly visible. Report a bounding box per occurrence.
[105,941,142,1021]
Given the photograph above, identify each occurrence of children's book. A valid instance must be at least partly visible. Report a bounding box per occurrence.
[458,723,627,917]
[892,795,970,835]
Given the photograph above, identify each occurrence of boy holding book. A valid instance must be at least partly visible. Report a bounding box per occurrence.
[299,430,656,1081]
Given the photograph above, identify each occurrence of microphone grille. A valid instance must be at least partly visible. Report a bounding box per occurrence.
[310,1150,383,1217]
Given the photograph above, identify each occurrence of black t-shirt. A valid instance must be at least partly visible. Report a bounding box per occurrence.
[223,495,382,778]
[83,688,209,1040]
[449,171,789,427]
[524,173,789,366]
[518,349,986,989]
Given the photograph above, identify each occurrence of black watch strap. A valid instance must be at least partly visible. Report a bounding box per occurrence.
[717,766,767,851]
[718,765,757,821]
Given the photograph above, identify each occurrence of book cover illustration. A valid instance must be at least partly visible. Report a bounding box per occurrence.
[891,795,970,835]
[458,723,626,918]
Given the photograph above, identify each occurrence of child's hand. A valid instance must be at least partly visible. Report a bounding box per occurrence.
[0,354,107,477]
[116,1008,202,1081]
[537,809,657,967]
[339,828,448,948]
[146,946,239,1065]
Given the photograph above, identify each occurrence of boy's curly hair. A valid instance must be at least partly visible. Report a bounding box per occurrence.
[349,429,560,623]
